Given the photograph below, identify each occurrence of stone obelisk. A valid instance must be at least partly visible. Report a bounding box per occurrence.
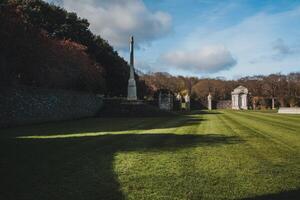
[127,36,137,101]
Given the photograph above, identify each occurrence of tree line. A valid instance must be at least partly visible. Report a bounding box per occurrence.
[140,72,300,108]
[0,0,139,96]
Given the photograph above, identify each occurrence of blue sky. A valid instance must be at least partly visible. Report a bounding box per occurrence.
[48,0,300,79]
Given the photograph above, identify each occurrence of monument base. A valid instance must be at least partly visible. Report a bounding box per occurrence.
[278,107,300,114]
[99,98,175,117]
[122,100,144,105]
[127,78,137,101]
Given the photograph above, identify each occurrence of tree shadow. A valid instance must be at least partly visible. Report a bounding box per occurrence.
[0,133,242,200]
[240,188,300,200]
[194,110,223,115]
[0,115,207,137]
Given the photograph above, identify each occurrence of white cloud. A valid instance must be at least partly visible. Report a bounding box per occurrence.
[160,46,236,73]
[60,0,172,49]
[179,6,300,78]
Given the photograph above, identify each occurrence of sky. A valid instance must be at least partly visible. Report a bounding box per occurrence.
[48,0,300,79]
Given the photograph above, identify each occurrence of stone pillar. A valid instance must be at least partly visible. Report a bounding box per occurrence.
[232,94,239,109]
[241,94,248,110]
[245,94,248,110]
[207,93,212,110]
[127,36,137,101]
[235,94,240,109]
[231,94,234,109]
[185,94,190,111]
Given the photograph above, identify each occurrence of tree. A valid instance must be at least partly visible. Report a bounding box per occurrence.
[140,72,300,108]
[2,0,132,95]
[0,2,105,92]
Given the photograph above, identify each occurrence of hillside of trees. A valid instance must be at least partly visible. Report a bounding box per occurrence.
[140,72,300,108]
[0,0,134,96]
[1,0,299,108]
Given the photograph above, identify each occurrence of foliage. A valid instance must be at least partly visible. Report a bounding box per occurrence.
[0,2,105,92]
[141,72,300,107]
[1,0,133,95]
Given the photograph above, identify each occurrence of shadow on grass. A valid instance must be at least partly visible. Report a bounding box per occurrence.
[0,133,242,200]
[190,110,223,115]
[0,114,207,137]
[241,188,300,200]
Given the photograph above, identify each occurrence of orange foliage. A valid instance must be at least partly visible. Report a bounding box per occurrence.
[0,3,105,93]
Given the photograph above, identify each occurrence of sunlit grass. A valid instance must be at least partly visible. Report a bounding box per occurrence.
[0,110,299,200]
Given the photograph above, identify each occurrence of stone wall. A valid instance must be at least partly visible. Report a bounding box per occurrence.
[278,107,300,114]
[216,100,232,109]
[0,87,103,128]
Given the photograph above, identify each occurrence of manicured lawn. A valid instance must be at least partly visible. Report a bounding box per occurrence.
[0,110,299,200]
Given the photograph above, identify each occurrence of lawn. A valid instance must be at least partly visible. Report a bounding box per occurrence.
[0,110,299,200]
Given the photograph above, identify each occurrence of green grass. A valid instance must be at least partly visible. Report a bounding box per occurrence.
[0,110,299,200]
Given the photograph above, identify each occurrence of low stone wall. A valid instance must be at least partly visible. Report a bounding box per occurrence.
[278,107,300,114]
[98,98,175,117]
[216,100,232,109]
[0,87,103,128]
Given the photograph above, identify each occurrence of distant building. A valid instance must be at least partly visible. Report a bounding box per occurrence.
[232,86,248,110]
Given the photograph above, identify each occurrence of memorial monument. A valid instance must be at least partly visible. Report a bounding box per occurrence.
[207,93,212,110]
[159,91,173,111]
[231,86,248,110]
[184,94,190,111]
[127,36,137,101]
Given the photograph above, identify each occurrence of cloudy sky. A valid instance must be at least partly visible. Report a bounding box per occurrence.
[48,0,300,79]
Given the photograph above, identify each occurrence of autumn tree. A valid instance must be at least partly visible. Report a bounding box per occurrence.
[5,0,131,96]
[0,2,105,92]
[140,72,300,108]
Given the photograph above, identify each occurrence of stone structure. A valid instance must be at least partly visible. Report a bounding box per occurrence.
[278,107,300,114]
[0,87,103,128]
[207,93,212,110]
[183,94,191,111]
[272,97,275,110]
[216,100,232,109]
[173,93,182,111]
[176,93,182,102]
[231,86,248,110]
[127,36,137,101]
[159,92,173,111]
